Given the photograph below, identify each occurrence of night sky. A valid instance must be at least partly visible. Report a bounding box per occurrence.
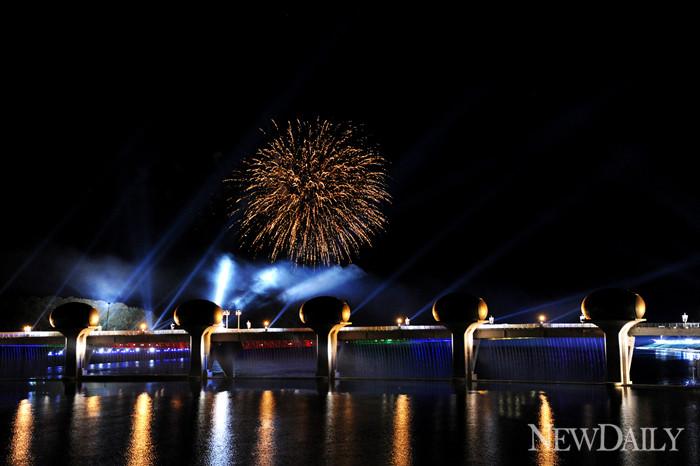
[1,7,698,326]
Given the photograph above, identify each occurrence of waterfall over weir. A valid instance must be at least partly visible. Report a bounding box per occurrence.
[0,345,65,378]
[228,337,606,382]
[338,339,453,379]
[475,337,606,383]
[2,337,607,383]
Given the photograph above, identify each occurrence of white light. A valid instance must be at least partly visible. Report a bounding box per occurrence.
[282,266,361,301]
[213,256,234,306]
[259,267,278,284]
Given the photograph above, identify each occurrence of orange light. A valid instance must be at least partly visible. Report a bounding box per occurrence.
[341,302,351,323]
[539,314,546,323]
[89,310,100,327]
[139,322,147,331]
[263,321,270,328]
[22,325,31,333]
[635,294,646,319]
[396,318,403,326]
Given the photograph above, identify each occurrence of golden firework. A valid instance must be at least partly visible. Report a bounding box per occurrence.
[229,118,390,266]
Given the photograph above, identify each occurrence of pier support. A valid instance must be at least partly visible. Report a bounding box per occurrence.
[299,296,351,381]
[212,341,244,377]
[595,320,641,385]
[433,292,488,386]
[49,302,100,379]
[173,299,224,379]
[63,327,99,378]
[186,325,220,379]
[314,322,350,379]
[582,288,646,385]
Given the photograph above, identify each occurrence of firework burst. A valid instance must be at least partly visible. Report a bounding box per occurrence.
[229,118,391,266]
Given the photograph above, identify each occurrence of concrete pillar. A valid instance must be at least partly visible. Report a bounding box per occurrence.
[433,292,488,386]
[185,325,219,378]
[49,302,100,380]
[464,322,483,382]
[582,288,646,385]
[594,320,641,385]
[173,299,224,379]
[314,323,349,379]
[65,327,98,378]
[299,296,351,381]
[212,341,244,377]
[441,321,486,384]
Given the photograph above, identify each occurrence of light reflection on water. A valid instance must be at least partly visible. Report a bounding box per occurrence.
[9,399,33,466]
[86,395,100,417]
[253,390,276,466]
[126,393,154,466]
[0,380,697,464]
[391,394,412,466]
[536,392,559,466]
[68,394,102,462]
[210,392,232,465]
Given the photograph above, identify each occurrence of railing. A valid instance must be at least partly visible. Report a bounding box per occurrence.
[340,323,602,332]
[96,329,189,335]
[481,323,600,329]
[635,322,699,328]
[0,331,62,338]
[0,322,696,340]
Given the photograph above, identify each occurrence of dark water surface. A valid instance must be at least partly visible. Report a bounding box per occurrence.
[0,379,697,465]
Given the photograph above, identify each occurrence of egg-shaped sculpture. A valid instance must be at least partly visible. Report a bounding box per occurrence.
[173,299,224,328]
[49,302,100,330]
[581,288,645,321]
[432,292,488,324]
[299,296,351,327]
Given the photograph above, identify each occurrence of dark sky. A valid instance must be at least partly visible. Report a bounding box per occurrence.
[1,7,698,325]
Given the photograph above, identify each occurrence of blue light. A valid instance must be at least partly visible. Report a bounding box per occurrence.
[282,265,363,302]
[259,267,278,284]
[213,255,234,306]
[248,266,281,297]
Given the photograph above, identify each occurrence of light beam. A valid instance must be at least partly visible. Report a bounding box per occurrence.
[213,256,234,306]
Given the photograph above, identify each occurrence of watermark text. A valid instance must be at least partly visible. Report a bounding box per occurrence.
[529,424,684,452]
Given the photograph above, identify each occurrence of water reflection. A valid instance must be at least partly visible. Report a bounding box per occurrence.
[498,390,526,419]
[391,394,413,466]
[253,390,276,465]
[323,393,355,465]
[9,399,34,466]
[465,390,495,462]
[536,392,559,466]
[0,380,697,464]
[69,393,102,462]
[85,395,101,418]
[126,393,154,466]
[209,392,232,465]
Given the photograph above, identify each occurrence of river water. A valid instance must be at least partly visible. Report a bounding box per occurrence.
[0,378,698,465]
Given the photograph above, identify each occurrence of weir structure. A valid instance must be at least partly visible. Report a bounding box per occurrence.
[5,290,698,385]
[49,302,100,379]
